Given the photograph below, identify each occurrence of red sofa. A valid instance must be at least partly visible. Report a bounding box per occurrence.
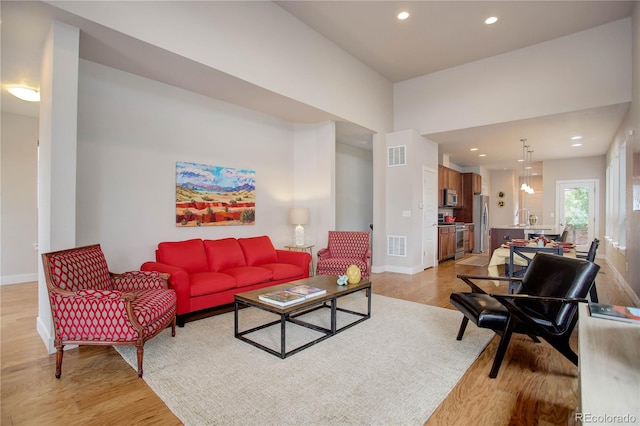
[141,235,310,326]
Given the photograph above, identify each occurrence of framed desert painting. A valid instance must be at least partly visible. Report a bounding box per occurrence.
[176,161,256,226]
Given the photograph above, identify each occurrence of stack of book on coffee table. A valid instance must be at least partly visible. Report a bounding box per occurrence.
[258,284,327,307]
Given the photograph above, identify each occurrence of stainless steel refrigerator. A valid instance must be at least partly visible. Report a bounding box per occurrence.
[473,195,490,253]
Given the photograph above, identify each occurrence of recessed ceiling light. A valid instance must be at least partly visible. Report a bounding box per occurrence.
[485,16,498,25]
[7,86,40,102]
[479,154,487,157]
[571,135,583,140]
[518,159,524,162]
[397,11,410,20]
[572,143,583,147]
[470,148,478,151]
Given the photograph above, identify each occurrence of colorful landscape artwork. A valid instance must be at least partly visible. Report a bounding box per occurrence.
[176,161,255,227]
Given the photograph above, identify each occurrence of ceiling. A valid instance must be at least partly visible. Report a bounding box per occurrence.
[1,1,636,173]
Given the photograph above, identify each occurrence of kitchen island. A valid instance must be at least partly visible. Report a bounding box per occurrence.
[489,225,563,253]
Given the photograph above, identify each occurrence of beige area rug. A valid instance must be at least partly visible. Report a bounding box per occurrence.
[116,294,492,426]
[456,255,490,267]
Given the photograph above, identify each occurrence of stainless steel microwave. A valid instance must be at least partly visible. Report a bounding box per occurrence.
[444,188,458,206]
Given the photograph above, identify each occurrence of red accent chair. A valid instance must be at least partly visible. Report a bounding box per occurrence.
[316,231,371,280]
[42,244,177,379]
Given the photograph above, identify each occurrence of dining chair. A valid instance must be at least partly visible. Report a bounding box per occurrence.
[450,253,600,378]
[528,233,561,241]
[507,245,563,293]
[576,238,600,302]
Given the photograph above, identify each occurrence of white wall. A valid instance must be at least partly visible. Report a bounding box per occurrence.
[394,18,632,134]
[542,156,606,236]
[606,3,640,298]
[382,130,438,273]
[48,0,393,134]
[292,121,336,252]
[0,113,39,284]
[490,170,519,227]
[76,60,302,272]
[336,143,373,232]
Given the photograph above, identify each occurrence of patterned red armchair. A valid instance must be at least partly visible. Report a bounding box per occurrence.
[316,231,371,280]
[42,244,177,379]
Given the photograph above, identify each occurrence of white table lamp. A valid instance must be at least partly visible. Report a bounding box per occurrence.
[289,208,309,246]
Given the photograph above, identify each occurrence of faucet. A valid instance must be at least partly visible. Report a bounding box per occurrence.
[515,208,530,228]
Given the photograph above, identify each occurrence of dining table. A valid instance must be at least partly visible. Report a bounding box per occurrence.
[488,242,577,285]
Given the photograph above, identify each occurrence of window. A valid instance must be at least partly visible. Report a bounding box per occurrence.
[606,141,626,249]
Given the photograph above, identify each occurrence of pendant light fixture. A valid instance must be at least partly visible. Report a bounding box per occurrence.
[526,148,535,194]
[520,138,529,192]
[520,138,535,194]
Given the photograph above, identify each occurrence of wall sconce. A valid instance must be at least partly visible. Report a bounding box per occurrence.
[289,208,309,246]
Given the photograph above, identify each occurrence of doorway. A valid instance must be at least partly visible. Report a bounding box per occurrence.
[556,179,598,251]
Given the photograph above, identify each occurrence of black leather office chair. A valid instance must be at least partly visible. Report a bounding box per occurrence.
[450,253,600,378]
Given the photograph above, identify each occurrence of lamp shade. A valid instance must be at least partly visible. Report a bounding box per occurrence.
[289,208,309,225]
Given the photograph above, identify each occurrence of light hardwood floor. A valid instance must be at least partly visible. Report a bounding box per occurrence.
[1,256,632,425]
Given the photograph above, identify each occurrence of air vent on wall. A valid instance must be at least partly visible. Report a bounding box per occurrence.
[387,235,407,257]
[388,145,406,167]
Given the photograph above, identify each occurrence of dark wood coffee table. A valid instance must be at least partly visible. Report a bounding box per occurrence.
[234,275,371,358]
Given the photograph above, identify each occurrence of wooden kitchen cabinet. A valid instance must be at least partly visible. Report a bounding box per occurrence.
[472,173,482,194]
[438,165,463,207]
[464,224,475,253]
[438,226,456,261]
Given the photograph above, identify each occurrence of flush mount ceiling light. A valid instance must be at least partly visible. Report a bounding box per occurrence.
[485,16,498,25]
[479,154,487,157]
[470,148,478,151]
[397,11,410,20]
[7,86,40,102]
[571,135,583,140]
[572,143,583,147]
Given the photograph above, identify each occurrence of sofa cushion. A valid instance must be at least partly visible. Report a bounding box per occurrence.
[222,267,273,287]
[189,272,237,297]
[203,238,246,272]
[238,236,277,266]
[157,239,207,274]
[259,263,304,280]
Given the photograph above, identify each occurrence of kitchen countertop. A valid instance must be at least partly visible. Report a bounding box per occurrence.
[493,225,563,233]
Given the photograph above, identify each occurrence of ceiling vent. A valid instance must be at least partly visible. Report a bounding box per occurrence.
[388,145,406,167]
[387,235,407,257]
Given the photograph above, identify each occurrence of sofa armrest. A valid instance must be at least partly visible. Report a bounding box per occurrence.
[141,262,190,315]
[275,250,311,271]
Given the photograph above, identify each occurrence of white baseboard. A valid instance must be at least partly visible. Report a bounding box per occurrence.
[1,273,38,285]
[605,258,640,306]
[371,265,423,275]
[36,315,57,354]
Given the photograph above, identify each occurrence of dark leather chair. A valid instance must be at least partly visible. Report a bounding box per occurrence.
[576,238,600,302]
[450,253,600,378]
[506,245,563,293]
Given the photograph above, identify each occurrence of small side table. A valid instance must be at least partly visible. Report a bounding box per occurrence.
[284,244,315,276]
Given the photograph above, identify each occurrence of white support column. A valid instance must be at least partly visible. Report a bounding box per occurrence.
[37,21,80,353]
